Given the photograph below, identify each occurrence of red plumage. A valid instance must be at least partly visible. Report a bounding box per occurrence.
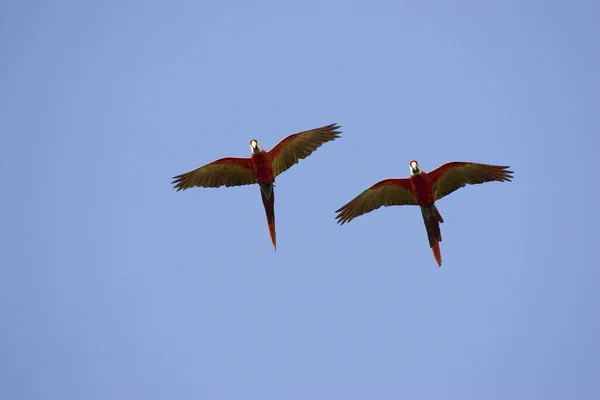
[250,151,275,184]
[172,123,341,250]
[335,160,513,266]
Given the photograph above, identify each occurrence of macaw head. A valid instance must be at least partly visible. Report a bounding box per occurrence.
[409,160,421,175]
[249,139,263,154]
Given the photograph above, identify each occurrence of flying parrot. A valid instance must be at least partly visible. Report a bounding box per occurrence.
[334,160,513,266]
[172,123,342,250]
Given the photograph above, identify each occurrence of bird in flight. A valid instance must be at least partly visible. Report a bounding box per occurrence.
[334,160,513,266]
[172,123,342,250]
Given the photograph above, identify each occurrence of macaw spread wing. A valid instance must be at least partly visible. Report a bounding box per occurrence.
[335,179,417,225]
[172,157,257,191]
[429,162,513,201]
[269,123,341,177]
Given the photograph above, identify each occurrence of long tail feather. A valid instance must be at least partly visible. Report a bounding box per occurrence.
[431,240,442,267]
[421,204,443,266]
[260,187,276,251]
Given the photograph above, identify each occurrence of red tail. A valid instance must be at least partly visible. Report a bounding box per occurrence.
[431,240,442,267]
[260,188,276,251]
[421,204,443,266]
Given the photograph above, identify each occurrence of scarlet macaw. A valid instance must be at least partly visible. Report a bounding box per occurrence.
[334,160,513,266]
[172,123,342,250]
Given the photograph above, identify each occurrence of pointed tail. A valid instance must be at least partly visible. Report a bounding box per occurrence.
[260,188,276,251]
[431,240,442,267]
[421,204,443,266]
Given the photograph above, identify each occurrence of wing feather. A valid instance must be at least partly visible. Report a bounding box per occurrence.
[335,179,417,225]
[429,162,513,201]
[172,157,257,191]
[269,123,341,176]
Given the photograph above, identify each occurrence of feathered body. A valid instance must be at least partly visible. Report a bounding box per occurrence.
[335,160,513,266]
[409,169,444,266]
[172,123,342,250]
[251,150,277,249]
[250,150,275,184]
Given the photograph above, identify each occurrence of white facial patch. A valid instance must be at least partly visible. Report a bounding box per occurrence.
[250,141,263,154]
[409,161,420,175]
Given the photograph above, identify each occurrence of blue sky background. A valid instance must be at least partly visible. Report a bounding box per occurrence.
[1,1,598,399]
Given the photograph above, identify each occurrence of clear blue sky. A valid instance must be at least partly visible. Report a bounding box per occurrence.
[1,1,598,399]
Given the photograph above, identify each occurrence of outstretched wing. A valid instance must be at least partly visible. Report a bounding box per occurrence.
[429,162,513,201]
[335,179,417,225]
[172,157,257,191]
[269,123,341,177]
